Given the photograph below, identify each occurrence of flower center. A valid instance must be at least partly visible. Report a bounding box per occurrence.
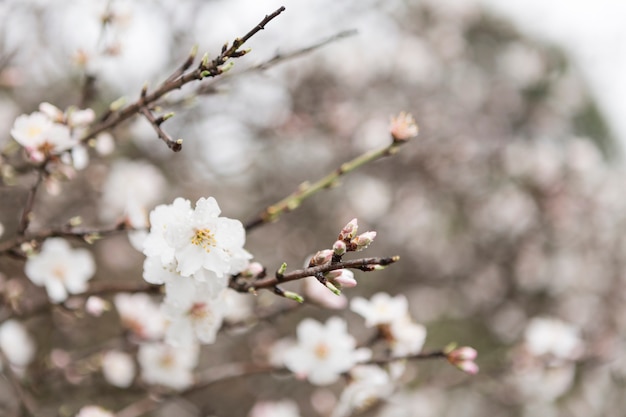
[189,302,209,320]
[51,265,66,281]
[27,126,43,138]
[314,343,329,359]
[191,228,217,252]
[159,351,175,368]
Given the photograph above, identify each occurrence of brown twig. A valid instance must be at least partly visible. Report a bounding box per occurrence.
[17,169,45,236]
[0,222,132,258]
[229,256,399,292]
[80,6,286,151]
[191,29,358,98]
[139,107,182,152]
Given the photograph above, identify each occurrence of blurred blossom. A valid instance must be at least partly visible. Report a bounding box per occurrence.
[351,293,409,327]
[161,281,226,346]
[248,399,301,417]
[388,318,427,358]
[25,238,95,303]
[389,112,418,142]
[0,222,4,239]
[524,317,583,361]
[85,296,108,317]
[0,319,36,368]
[512,362,577,402]
[192,116,256,177]
[114,293,165,341]
[332,365,394,417]
[75,406,114,417]
[283,317,370,385]
[302,276,348,310]
[101,350,135,388]
[99,159,166,224]
[346,175,392,222]
[138,342,199,390]
[223,288,255,323]
[94,133,115,155]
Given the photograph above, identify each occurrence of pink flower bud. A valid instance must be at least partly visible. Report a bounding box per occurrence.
[242,262,265,278]
[390,112,418,142]
[446,346,479,375]
[326,269,357,288]
[338,218,358,241]
[310,249,333,266]
[351,231,377,251]
[333,240,347,256]
[447,346,477,362]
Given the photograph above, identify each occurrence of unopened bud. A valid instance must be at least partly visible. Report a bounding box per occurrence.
[324,280,341,296]
[310,249,333,266]
[339,218,358,241]
[326,269,357,288]
[333,240,347,256]
[242,262,265,278]
[446,346,479,375]
[283,291,304,303]
[351,231,377,251]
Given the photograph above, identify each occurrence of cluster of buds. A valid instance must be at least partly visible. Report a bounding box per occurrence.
[444,344,479,375]
[337,218,377,253]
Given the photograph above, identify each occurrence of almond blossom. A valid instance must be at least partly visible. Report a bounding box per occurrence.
[138,342,199,390]
[0,319,36,368]
[24,238,95,303]
[283,317,371,385]
[350,292,409,327]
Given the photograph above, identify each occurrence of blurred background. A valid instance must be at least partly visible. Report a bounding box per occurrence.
[1,0,626,416]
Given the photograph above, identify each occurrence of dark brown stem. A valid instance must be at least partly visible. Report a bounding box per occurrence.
[81,6,286,150]
[17,169,44,236]
[140,107,182,152]
[229,256,399,292]
[0,223,132,258]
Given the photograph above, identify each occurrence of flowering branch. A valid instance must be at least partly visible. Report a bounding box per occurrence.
[190,29,358,99]
[244,135,409,231]
[230,256,399,292]
[80,6,286,150]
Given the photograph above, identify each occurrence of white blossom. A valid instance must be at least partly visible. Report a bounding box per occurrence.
[388,318,427,357]
[143,197,251,278]
[99,159,166,224]
[283,317,370,385]
[101,350,135,388]
[161,279,226,346]
[248,399,301,417]
[138,342,198,390]
[75,406,114,417]
[524,317,583,361]
[25,238,95,303]
[332,365,394,417]
[0,319,36,367]
[113,293,165,340]
[350,292,409,327]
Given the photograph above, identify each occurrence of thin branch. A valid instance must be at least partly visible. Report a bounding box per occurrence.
[80,6,286,151]
[17,169,45,236]
[244,137,406,231]
[139,107,182,152]
[230,256,399,292]
[0,222,132,258]
[191,29,358,98]
[114,350,447,417]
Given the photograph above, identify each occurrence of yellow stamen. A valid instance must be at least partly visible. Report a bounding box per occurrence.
[191,228,217,252]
